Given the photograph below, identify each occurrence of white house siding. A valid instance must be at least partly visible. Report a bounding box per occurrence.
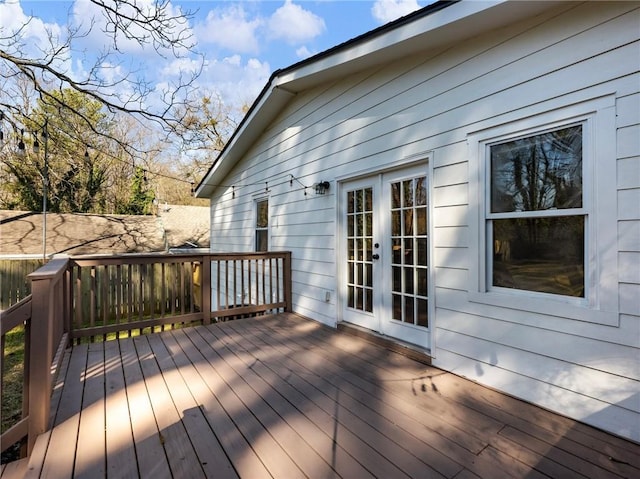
[209,2,640,441]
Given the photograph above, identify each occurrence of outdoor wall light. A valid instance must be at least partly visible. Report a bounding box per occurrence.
[315,181,330,195]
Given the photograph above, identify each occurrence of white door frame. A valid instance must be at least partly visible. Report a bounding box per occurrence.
[336,158,434,351]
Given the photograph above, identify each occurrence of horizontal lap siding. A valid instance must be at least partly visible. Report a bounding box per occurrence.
[209,2,640,440]
[617,93,640,317]
[430,3,640,442]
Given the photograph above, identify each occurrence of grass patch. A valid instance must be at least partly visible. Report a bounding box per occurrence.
[1,325,25,463]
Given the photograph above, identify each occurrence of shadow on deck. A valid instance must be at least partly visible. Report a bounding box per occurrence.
[13,313,640,478]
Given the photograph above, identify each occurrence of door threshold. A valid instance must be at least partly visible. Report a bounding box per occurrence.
[337,321,432,365]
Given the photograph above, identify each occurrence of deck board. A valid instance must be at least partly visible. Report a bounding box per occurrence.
[244,316,514,477]
[219,315,457,477]
[150,332,235,479]
[119,337,171,479]
[171,328,270,478]
[23,312,640,479]
[73,342,106,479]
[134,335,204,479]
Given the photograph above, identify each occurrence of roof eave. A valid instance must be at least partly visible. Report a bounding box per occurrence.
[196,0,563,198]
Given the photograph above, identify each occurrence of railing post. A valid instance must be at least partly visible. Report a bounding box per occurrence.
[283,252,292,312]
[202,256,212,324]
[27,276,53,454]
[65,267,73,338]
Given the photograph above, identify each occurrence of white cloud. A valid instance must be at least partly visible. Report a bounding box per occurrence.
[267,0,325,45]
[0,0,66,60]
[195,55,271,110]
[160,57,203,77]
[371,0,422,24]
[295,45,312,59]
[194,4,262,54]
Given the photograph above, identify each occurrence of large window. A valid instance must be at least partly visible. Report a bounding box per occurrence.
[488,125,585,297]
[468,96,618,325]
[255,199,268,252]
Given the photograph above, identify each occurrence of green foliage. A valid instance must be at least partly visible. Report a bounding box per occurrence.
[119,166,156,215]
[1,89,115,213]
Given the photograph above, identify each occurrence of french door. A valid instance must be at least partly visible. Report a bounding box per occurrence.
[340,164,431,348]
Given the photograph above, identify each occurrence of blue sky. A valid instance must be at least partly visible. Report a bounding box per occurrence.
[1,0,435,110]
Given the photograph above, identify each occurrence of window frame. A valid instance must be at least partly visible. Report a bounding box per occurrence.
[255,197,269,252]
[468,96,618,326]
[485,123,587,300]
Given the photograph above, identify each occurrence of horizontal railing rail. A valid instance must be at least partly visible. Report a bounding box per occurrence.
[0,251,291,464]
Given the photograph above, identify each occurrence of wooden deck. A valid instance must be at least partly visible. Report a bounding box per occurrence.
[19,313,640,478]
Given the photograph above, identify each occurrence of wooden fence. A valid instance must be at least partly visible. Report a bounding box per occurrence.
[0,251,291,460]
[0,259,45,311]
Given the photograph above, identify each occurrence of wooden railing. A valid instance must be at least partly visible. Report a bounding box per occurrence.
[0,258,69,456]
[0,251,291,460]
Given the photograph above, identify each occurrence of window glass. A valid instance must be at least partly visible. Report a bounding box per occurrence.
[256,199,268,251]
[255,230,268,252]
[256,200,268,228]
[488,125,585,297]
[492,216,585,297]
[490,125,582,213]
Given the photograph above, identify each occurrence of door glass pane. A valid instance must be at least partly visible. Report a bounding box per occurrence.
[404,267,414,294]
[404,238,414,265]
[356,214,363,236]
[347,186,374,313]
[348,191,354,213]
[392,238,401,264]
[403,209,413,236]
[417,238,427,266]
[365,188,373,211]
[390,175,428,328]
[391,182,401,208]
[391,211,401,236]
[404,296,414,323]
[392,294,402,320]
[417,268,427,295]
[392,266,401,292]
[416,207,427,235]
[417,299,428,327]
[416,177,427,206]
[403,180,414,207]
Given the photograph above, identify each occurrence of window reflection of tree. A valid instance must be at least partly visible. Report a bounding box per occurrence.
[490,126,585,297]
[491,126,582,213]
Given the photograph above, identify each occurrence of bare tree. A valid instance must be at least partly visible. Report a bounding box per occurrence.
[0,0,203,158]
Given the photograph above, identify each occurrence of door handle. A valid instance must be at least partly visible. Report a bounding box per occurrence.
[372,254,380,260]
